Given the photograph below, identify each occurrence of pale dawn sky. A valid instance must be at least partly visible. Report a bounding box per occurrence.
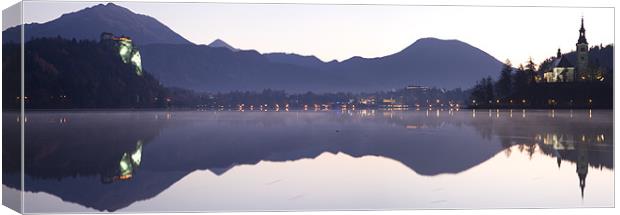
[18,0,615,66]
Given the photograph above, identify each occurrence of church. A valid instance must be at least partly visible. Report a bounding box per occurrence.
[543,49,575,82]
[540,17,590,83]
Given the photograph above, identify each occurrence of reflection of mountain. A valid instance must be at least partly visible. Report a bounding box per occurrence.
[3,112,166,180]
[2,110,613,212]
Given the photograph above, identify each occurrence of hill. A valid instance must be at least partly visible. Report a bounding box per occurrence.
[3,3,503,92]
[141,38,503,92]
[2,3,191,45]
[2,37,167,108]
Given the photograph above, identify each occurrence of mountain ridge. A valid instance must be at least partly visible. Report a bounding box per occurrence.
[3,3,192,45]
[2,3,504,92]
[207,39,237,51]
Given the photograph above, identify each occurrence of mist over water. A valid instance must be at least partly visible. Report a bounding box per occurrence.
[2,109,613,212]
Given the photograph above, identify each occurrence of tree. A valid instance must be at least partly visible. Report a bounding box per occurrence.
[512,64,529,98]
[469,76,495,107]
[484,76,495,103]
[495,59,513,99]
[525,57,537,84]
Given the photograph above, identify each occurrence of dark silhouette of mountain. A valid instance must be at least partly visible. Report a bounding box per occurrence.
[263,52,336,70]
[2,3,502,92]
[207,39,237,51]
[140,44,349,92]
[2,37,167,108]
[330,38,503,90]
[140,38,502,92]
[2,3,191,45]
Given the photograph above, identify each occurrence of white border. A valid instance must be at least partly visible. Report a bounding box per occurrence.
[0,1,617,215]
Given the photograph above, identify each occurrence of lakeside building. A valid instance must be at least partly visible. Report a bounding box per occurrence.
[539,17,592,83]
[543,49,575,82]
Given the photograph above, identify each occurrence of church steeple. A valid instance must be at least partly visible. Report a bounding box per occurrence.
[576,16,590,80]
[577,16,588,44]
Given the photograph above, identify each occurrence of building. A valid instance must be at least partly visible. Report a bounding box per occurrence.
[406,85,430,91]
[539,17,591,83]
[100,32,144,76]
[575,17,589,80]
[543,49,575,82]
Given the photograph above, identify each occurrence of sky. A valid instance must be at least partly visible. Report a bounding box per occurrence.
[17,0,615,65]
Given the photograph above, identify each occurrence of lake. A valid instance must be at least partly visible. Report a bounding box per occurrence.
[2,109,614,213]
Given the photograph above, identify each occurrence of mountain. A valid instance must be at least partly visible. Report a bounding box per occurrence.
[140,44,347,92]
[2,3,191,45]
[2,37,167,108]
[141,38,502,92]
[264,52,336,70]
[330,38,503,90]
[2,3,504,92]
[207,39,237,51]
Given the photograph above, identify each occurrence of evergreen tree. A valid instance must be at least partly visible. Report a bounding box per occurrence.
[525,57,537,84]
[495,59,513,99]
[512,64,529,98]
[484,76,495,103]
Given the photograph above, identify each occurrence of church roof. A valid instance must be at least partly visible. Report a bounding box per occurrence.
[549,55,574,69]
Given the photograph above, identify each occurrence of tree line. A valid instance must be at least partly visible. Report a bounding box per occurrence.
[469,44,613,109]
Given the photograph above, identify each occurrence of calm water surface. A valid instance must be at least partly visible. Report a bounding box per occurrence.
[2,109,614,212]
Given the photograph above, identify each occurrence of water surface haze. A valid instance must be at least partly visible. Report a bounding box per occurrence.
[2,109,613,212]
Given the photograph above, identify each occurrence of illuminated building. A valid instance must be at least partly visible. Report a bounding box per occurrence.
[537,17,594,83]
[359,97,376,105]
[100,32,144,76]
[405,85,429,92]
[542,49,575,83]
[382,98,396,104]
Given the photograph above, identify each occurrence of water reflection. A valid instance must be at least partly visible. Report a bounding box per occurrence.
[103,140,143,183]
[1,109,613,212]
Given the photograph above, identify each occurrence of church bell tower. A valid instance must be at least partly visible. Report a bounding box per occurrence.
[576,17,589,80]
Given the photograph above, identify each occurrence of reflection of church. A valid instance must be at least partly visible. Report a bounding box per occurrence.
[539,17,590,83]
[576,140,588,198]
[538,133,595,199]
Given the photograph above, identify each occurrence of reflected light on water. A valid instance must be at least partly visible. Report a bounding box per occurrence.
[9,109,613,213]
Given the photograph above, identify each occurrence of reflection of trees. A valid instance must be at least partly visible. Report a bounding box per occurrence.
[462,109,611,199]
[373,109,613,169]
[3,112,165,181]
[4,109,612,211]
[376,109,612,200]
